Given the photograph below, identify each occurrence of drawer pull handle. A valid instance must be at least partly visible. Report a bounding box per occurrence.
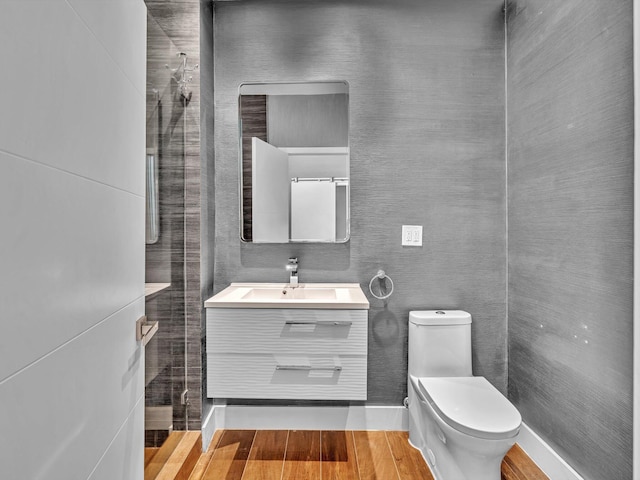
[284,321,352,326]
[276,365,343,372]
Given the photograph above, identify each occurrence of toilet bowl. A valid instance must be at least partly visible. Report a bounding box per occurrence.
[408,310,521,480]
[410,375,521,479]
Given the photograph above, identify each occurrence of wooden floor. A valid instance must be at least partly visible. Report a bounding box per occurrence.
[187,430,549,480]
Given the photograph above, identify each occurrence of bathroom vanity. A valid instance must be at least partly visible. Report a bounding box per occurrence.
[205,283,369,400]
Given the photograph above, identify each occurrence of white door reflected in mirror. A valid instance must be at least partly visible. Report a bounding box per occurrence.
[252,137,290,242]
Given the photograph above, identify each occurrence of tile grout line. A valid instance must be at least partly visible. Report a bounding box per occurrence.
[87,395,145,479]
[63,0,146,100]
[0,147,145,200]
[0,294,145,386]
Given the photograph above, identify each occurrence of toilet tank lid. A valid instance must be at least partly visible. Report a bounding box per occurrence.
[409,310,471,325]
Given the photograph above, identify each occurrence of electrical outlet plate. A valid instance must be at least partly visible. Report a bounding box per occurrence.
[402,225,423,246]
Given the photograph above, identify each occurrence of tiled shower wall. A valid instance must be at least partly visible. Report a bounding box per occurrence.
[145,0,203,431]
[145,11,188,437]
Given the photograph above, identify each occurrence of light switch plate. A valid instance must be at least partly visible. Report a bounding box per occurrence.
[402,225,423,246]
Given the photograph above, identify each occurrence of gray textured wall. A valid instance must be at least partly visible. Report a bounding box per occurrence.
[506,1,634,479]
[213,0,506,404]
[268,94,349,147]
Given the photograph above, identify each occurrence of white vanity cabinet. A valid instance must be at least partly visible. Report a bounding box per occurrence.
[206,308,367,400]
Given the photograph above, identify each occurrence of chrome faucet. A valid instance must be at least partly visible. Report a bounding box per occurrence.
[286,257,299,286]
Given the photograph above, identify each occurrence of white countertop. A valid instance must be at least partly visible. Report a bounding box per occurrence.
[204,283,370,309]
[145,283,170,299]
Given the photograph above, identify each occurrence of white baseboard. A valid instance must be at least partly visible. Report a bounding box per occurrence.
[201,402,217,452]
[203,404,408,437]
[517,423,584,480]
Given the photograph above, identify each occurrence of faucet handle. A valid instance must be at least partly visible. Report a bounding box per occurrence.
[286,257,299,285]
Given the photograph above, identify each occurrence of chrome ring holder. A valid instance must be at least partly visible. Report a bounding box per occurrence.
[369,270,394,300]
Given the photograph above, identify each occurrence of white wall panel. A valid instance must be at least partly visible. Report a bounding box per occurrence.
[0,298,145,480]
[88,397,145,480]
[65,0,147,97]
[0,0,146,478]
[0,0,145,196]
[0,151,145,381]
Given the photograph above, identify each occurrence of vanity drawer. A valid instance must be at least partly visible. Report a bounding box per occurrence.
[207,353,367,400]
[206,308,367,355]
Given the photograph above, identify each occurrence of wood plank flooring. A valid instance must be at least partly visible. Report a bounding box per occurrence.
[146,431,202,480]
[188,430,549,480]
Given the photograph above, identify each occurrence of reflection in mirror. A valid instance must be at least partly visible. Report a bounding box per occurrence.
[145,89,160,244]
[239,82,349,243]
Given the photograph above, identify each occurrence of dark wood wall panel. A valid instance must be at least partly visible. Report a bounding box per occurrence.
[506,1,634,478]
[240,95,268,241]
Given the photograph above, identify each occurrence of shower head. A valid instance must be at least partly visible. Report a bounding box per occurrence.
[166,52,198,102]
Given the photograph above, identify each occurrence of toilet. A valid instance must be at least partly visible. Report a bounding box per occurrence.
[408,310,521,480]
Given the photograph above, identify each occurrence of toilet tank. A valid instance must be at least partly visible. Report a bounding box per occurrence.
[408,310,473,377]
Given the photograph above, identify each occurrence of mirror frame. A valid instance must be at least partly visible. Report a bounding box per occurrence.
[238,81,350,244]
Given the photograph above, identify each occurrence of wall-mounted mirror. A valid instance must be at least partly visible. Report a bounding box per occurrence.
[239,81,349,243]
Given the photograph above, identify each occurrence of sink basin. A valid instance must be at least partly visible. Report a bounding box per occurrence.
[204,283,369,309]
[242,287,337,301]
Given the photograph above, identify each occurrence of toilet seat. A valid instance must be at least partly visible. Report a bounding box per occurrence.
[418,376,521,440]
